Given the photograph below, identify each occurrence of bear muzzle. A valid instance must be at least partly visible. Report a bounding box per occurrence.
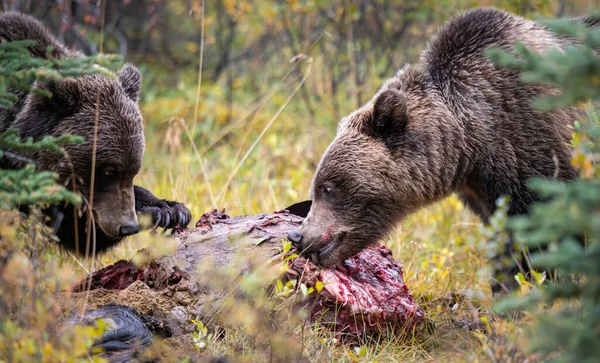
[287,229,304,248]
[118,223,141,237]
[93,206,139,239]
[287,229,346,267]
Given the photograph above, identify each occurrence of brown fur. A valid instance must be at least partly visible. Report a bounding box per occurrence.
[289,8,587,280]
[0,12,191,253]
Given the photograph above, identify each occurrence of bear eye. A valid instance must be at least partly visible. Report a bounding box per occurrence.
[320,185,334,202]
[103,167,117,179]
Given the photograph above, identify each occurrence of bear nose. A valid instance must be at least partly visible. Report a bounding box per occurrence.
[287,229,304,248]
[119,224,140,237]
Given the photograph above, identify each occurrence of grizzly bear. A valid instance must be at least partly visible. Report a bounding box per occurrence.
[0,12,191,254]
[288,8,592,291]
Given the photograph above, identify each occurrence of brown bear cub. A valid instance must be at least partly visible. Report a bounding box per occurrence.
[288,8,593,291]
[0,12,191,254]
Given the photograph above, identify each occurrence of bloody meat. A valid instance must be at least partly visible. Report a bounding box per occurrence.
[72,210,424,338]
[286,245,424,336]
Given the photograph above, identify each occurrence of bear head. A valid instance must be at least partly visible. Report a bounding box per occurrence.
[13,64,145,253]
[289,78,445,267]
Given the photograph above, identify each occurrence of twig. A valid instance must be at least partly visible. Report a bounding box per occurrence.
[0,150,36,164]
[81,0,106,318]
[187,0,217,208]
[216,58,313,204]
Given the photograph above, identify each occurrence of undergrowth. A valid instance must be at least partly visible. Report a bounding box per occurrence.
[4,2,599,362]
[94,66,528,361]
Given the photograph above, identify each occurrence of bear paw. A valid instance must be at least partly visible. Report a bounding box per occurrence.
[138,200,191,231]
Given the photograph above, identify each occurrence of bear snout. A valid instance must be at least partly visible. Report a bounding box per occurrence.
[119,224,141,237]
[287,229,304,249]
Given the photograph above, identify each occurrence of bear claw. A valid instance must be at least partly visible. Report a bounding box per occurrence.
[138,200,191,231]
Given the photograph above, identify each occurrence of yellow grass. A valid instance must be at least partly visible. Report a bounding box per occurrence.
[82,62,533,360]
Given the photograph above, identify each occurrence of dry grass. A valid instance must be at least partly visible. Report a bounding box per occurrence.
[0,26,536,362]
[68,58,535,361]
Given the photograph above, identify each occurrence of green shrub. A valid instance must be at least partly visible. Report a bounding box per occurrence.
[489,17,600,362]
[0,39,120,362]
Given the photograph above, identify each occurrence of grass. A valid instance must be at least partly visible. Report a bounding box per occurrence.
[75,57,535,361]
[0,18,538,362]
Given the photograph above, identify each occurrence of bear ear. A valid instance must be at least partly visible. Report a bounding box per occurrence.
[118,64,141,102]
[364,88,408,138]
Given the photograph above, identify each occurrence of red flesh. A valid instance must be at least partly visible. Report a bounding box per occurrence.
[286,245,424,336]
[74,211,424,338]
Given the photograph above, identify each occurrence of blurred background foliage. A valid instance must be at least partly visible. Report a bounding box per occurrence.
[0,0,594,218]
[1,0,599,361]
